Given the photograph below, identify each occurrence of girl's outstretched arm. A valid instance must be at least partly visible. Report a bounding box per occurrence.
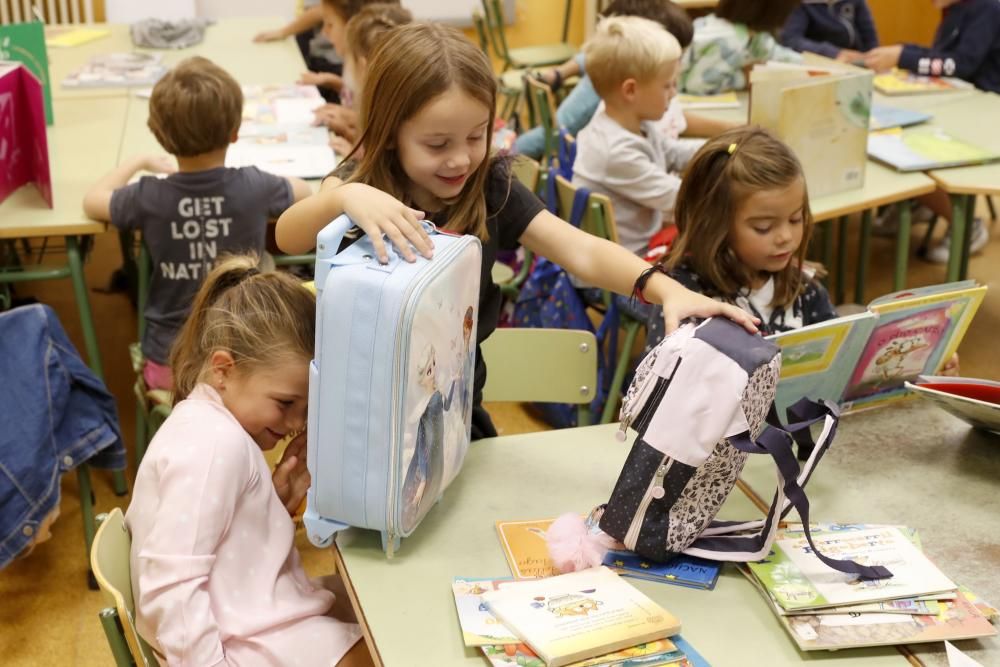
[519,210,759,334]
[275,178,433,262]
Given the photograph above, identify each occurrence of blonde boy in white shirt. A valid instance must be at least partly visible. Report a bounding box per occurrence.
[572,16,684,256]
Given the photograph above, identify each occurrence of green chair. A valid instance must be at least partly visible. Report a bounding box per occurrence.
[130,243,172,466]
[472,10,525,121]
[91,509,159,667]
[553,173,644,424]
[480,0,576,72]
[524,75,561,165]
[481,327,598,426]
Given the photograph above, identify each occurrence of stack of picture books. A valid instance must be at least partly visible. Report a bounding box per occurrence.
[769,281,986,417]
[739,524,998,651]
[62,52,167,88]
[226,84,336,179]
[495,518,721,590]
[453,567,703,667]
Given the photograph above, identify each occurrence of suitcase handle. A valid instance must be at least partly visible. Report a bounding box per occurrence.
[315,215,439,287]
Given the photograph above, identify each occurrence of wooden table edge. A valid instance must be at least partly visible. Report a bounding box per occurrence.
[333,543,386,667]
[812,181,938,223]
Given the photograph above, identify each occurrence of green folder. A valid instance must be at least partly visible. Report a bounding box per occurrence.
[0,21,53,125]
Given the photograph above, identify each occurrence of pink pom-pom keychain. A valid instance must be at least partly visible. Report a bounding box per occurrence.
[545,506,619,573]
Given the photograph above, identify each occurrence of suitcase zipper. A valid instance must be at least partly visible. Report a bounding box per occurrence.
[385,239,471,557]
[623,457,671,551]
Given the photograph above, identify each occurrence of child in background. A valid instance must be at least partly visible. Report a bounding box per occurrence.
[643,126,837,350]
[83,57,311,392]
[276,23,758,439]
[863,0,1000,93]
[253,0,344,103]
[863,0,999,262]
[329,2,413,156]
[781,0,879,62]
[681,0,803,95]
[572,16,684,258]
[642,126,962,374]
[312,0,402,143]
[126,256,369,667]
[515,0,736,160]
[781,0,878,63]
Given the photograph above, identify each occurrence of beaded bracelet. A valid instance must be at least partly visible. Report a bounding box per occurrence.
[632,264,669,305]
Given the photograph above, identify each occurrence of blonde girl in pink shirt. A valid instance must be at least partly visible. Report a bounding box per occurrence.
[126,255,369,667]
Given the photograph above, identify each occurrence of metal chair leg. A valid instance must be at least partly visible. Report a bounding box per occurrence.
[600,319,643,424]
[854,209,873,304]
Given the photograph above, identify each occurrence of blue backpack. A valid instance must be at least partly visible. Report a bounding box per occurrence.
[511,172,618,427]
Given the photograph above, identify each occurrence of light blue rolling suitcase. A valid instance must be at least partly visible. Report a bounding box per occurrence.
[304,215,482,556]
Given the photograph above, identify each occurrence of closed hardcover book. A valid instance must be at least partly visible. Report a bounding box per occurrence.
[482,567,680,667]
[868,126,1000,171]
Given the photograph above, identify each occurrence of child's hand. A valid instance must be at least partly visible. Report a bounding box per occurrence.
[143,155,177,175]
[299,71,343,90]
[863,46,903,72]
[329,134,354,157]
[836,49,864,64]
[313,104,356,137]
[651,275,759,334]
[940,353,960,377]
[272,432,311,516]
[253,29,286,43]
[340,184,433,263]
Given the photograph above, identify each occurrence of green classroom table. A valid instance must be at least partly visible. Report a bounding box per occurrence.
[333,424,911,667]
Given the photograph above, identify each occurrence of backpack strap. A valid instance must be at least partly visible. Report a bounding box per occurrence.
[685,401,892,580]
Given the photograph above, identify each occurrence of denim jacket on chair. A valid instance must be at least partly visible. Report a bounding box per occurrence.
[0,304,125,569]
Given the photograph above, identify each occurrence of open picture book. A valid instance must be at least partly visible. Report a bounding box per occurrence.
[226,84,336,179]
[769,281,986,416]
[749,60,872,198]
[873,69,973,96]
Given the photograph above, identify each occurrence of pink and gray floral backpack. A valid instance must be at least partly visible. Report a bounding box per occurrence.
[596,317,890,579]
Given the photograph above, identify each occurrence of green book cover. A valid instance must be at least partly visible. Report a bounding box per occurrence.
[0,21,53,124]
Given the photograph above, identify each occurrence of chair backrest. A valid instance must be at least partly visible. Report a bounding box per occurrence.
[1,0,94,24]
[90,508,158,667]
[480,0,512,67]
[471,9,490,56]
[553,173,620,245]
[524,76,559,162]
[510,154,540,193]
[481,327,597,412]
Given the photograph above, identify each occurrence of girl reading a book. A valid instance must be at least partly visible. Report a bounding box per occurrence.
[641,126,836,350]
[640,126,961,374]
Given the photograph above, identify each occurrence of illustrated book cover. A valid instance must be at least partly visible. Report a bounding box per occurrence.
[769,281,986,416]
[482,567,681,667]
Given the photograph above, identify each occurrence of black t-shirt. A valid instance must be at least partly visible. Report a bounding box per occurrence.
[439,159,545,407]
[338,158,545,408]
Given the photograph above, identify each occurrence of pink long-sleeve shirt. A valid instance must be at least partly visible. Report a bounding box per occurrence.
[126,384,361,666]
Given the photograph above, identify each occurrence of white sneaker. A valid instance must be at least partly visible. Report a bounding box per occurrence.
[925,218,989,264]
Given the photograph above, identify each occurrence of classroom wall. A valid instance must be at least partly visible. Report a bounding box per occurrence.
[867,0,940,47]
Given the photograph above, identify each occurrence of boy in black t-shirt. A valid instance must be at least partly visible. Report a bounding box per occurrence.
[83,56,312,390]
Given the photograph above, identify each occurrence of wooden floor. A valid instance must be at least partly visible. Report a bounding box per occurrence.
[1,205,998,665]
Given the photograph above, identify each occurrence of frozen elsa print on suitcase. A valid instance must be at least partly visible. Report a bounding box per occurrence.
[305,214,481,555]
